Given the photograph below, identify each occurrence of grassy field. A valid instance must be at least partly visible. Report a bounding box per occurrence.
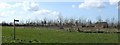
[0,26,2,44]
[2,26,119,43]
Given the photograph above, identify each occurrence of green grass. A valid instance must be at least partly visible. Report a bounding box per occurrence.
[2,26,119,43]
[0,26,2,44]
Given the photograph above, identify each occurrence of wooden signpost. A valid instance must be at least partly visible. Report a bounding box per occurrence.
[13,19,19,40]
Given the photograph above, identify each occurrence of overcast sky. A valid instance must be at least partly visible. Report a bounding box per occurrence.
[0,0,119,23]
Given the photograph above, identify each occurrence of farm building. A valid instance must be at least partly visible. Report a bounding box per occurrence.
[94,22,108,28]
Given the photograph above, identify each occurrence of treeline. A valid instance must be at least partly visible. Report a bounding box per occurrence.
[0,17,118,28]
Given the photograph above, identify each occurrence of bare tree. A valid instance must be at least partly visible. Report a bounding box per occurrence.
[2,21,8,26]
[57,13,64,29]
[69,18,75,27]
[111,17,115,27]
[97,16,102,22]
[48,19,54,27]
[34,18,41,26]
[87,19,92,27]
[105,18,110,27]
[75,20,79,26]
[78,18,83,27]
[25,19,31,26]
[41,18,47,27]
[19,20,25,26]
[105,18,110,22]
[81,18,87,27]
[63,18,69,27]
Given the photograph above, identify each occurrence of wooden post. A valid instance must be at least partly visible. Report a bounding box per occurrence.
[13,19,19,40]
[13,19,16,40]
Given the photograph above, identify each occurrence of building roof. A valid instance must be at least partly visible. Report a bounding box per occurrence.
[95,22,108,24]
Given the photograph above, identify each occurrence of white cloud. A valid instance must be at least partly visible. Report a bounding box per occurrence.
[0,12,5,17]
[109,0,120,5]
[0,2,11,8]
[18,1,40,11]
[32,9,61,20]
[77,0,120,9]
[33,9,51,15]
[0,1,61,22]
[49,11,60,16]
[0,10,16,17]
[48,11,61,20]
[0,1,40,11]
[0,1,40,16]
[0,0,86,2]
[79,0,105,9]
[109,0,120,9]
[33,9,60,17]
[0,1,39,11]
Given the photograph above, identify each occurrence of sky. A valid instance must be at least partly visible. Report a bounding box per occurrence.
[0,0,119,23]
